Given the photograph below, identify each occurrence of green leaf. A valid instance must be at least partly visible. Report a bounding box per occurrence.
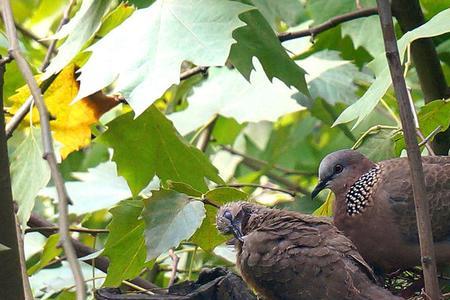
[249,0,306,28]
[44,0,112,77]
[229,10,309,96]
[76,0,254,116]
[205,187,248,204]
[295,50,373,105]
[98,105,223,195]
[28,234,62,275]
[143,190,205,259]
[335,8,450,128]
[96,2,135,37]
[9,128,51,227]
[212,116,246,145]
[341,15,384,58]
[307,0,354,24]
[190,187,247,251]
[103,200,146,287]
[355,127,400,161]
[417,99,450,137]
[166,181,203,197]
[169,64,304,135]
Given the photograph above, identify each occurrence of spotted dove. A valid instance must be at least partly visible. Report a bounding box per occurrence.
[312,149,450,273]
[216,202,401,300]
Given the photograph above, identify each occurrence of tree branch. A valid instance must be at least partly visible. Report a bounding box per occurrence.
[27,212,158,290]
[376,1,440,299]
[15,22,51,49]
[40,0,76,72]
[221,146,310,195]
[1,1,86,299]
[391,0,450,155]
[278,7,379,42]
[0,56,26,300]
[220,183,297,197]
[167,249,179,287]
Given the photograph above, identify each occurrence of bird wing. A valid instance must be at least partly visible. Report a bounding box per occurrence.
[238,216,376,300]
[381,158,450,242]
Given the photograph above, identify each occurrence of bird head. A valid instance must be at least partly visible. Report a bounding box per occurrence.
[216,201,254,242]
[311,149,374,199]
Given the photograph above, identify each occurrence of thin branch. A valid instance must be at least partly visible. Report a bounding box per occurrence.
[167,249,179,287]
[1,2,86,299]
[418,126,442,149]
[27,212,158,290]
[15,217,33,300]
[221,146,310,195]
[417,130,436,156]
[40,0,76,72]
[195,115,217,152]
[278,7,378,42]
[220,183,297,197]
[5,73,57,139]
[14,22,51,48]
[221,146,315,176]
[25,226,109,235]
[0,54,13,65]
[180,66,208,81]
[376,1,440,299]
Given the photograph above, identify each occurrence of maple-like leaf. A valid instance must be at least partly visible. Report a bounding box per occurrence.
[7,65,118,158]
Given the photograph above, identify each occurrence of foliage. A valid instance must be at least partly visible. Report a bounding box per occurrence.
[2,0,450,298]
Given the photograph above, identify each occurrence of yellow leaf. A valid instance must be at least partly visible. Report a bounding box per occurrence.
[313,191,334,217]
[7,65,118,158]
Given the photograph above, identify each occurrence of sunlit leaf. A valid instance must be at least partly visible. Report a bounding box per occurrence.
[169,60,304,135]
[76,0,254,116]
[9,128,51,227]
[143,190,205,259]
[44,0,112,77]
[8,65,118,158]
[335,8,450,128]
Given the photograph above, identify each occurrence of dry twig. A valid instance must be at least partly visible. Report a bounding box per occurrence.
[376,0,440,298]
[1,1,86,299]
[168,249,180,287]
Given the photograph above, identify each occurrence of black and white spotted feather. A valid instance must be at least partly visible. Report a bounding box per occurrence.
[346,165,381,216]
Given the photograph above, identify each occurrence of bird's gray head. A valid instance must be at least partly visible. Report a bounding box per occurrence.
[311,149,374,198]
[216,202,255,242]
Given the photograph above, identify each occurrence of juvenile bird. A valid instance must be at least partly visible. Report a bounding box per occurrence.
[312,149,450,273]
[216,202,402,300]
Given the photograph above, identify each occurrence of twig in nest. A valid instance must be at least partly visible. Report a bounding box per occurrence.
[168,248,180,287]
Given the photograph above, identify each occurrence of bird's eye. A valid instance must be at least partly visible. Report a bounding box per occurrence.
[223,210,233,221]
[334,164,343,174]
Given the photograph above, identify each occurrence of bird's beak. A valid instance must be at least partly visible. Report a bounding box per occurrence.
[311,179,328,199]
[230,220,244,242]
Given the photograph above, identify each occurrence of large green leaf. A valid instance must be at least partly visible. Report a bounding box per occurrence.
[9,128,51,227]
[334,8,450,128]
[341,15,384,58]
[355,128,400,161]
[417,99,450,136]
[295,50,373,105]
[76,0,254,115]
[229,10,308,95]
[28,234,62,275]
[98,105,223,195]
[190,187,248,251]
[103,200,146,287]
[249,0,306,28]
[44,0,112,77]
[143,190,205,259]
[169,63,304,135]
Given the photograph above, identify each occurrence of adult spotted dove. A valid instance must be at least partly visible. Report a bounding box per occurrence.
[312,149,450,273]
[216,202,401,300]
